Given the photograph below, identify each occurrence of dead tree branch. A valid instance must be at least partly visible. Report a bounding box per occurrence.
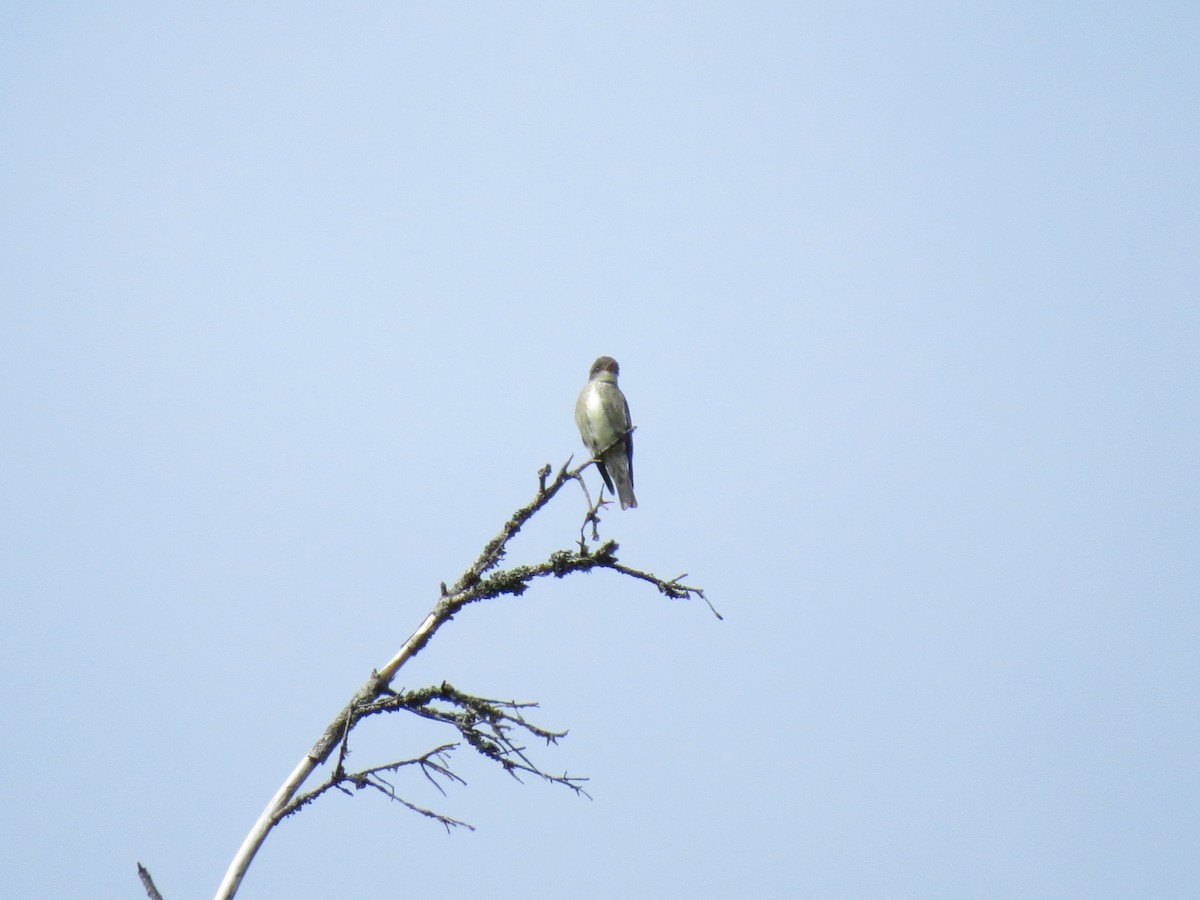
[137,864,164,900]
[206,457,712,900]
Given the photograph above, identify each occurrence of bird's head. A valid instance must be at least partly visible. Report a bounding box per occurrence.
[589,356,620,381]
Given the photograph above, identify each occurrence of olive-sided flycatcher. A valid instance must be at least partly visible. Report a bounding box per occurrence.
[575,356,637,510]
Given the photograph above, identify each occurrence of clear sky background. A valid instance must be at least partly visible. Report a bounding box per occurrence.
[2,3,1197,898]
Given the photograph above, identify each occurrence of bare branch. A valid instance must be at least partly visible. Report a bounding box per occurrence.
[277,742,475,832]
[365,683,591,798]
[210,458,709,898]
[277,743,464,820]
[137,863,164,900]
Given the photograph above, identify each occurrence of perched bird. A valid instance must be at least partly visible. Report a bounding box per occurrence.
[575,355,637,510]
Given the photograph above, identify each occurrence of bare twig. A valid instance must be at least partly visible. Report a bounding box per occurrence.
[278,679,590,830]
[281,743,474,832]
[366,683,591,797]
[278,743,464,819]
[137,863,164,900]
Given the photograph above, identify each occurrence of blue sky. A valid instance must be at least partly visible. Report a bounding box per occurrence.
[2,3,1197,898]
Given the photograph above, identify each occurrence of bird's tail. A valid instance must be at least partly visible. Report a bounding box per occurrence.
[607,454,637,510]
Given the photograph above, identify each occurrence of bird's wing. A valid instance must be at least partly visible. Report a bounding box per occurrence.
[601,385,634,485]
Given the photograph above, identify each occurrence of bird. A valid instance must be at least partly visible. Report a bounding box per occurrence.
[575,355,637,510]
